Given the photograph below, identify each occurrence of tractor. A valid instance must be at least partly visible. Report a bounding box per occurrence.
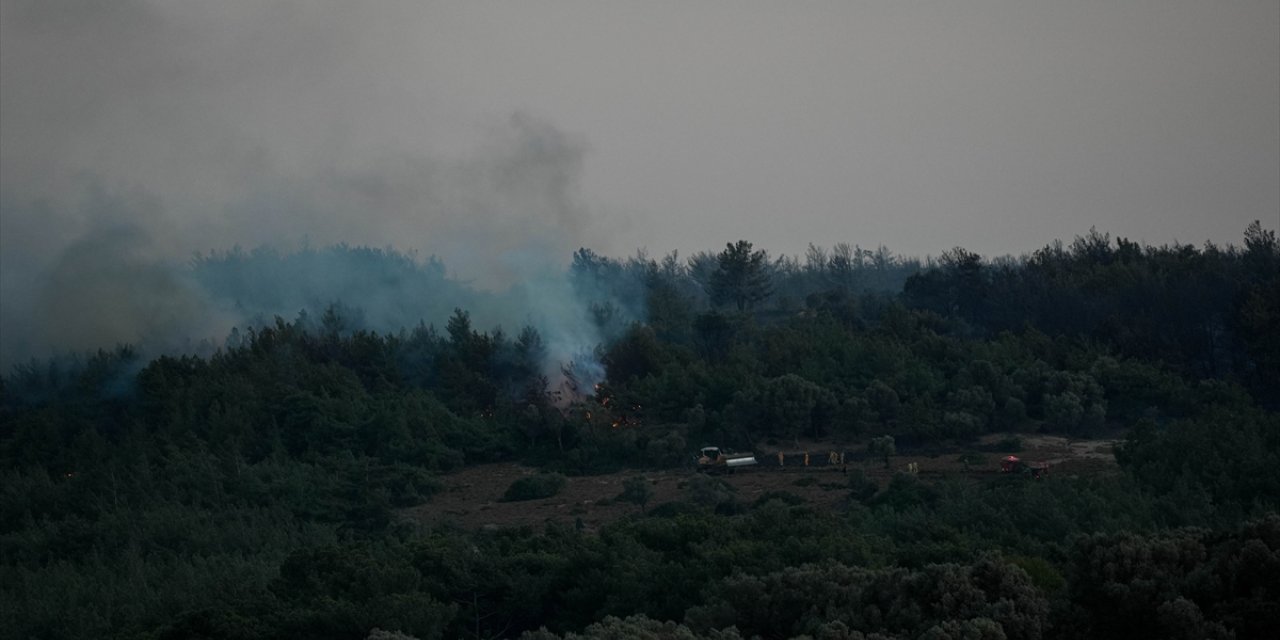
[696,446,758,474]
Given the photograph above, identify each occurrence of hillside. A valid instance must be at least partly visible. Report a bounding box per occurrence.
[2,229,1278,639]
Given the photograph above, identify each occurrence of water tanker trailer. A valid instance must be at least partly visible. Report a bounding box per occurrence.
[697,446,757,473]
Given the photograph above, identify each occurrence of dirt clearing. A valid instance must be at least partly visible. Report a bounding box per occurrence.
[403,434,1121,531]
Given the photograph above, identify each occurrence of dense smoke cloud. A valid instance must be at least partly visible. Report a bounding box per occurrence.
[0,1,616,371]
[0,115,614,374]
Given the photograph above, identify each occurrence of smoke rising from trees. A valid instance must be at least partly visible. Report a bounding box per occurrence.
[0,114,615,373]
[0,1,620,370]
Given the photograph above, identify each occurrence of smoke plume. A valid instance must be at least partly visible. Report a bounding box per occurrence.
[0,1,623,377]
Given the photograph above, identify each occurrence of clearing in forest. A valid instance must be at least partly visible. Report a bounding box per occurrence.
[403,434,1121,531]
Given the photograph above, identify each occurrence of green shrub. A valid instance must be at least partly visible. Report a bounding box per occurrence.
[753,491,807,507]
[847,468,879,504]
[986,435,1022,452]
[956,452,988,471]
[993,437,1024,453]
[618,476,655,512]
[647,501,702,518]
[501,473,567,502]
[868,435,896,468]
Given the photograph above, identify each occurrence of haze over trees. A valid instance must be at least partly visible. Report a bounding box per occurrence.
[2,224,1278,639]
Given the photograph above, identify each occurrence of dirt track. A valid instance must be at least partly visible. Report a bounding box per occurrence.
[403,434,1120,531]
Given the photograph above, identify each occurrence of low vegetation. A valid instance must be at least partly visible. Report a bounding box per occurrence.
[502,473,568,502]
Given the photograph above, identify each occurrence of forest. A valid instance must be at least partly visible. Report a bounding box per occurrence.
[2,222,1278,640]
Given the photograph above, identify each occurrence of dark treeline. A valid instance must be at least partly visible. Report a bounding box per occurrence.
[902,224,1280,402]
[2,224,1278,639]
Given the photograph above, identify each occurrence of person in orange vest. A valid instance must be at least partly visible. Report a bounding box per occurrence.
[803,452,810,467]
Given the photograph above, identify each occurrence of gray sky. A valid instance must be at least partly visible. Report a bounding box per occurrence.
[1,1,1278,298]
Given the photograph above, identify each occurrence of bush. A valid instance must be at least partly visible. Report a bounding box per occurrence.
[618,476,654,512]
[685,474,740,513]
[501,473,567,502]
[646,501,702,518]
[847,469,879,504]
[871,472,937,510]
[868,435,896,468]
[956,452,988,471]
[986,435,1022,453]
[753,491,807,507]
[1003,435,1025,450]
